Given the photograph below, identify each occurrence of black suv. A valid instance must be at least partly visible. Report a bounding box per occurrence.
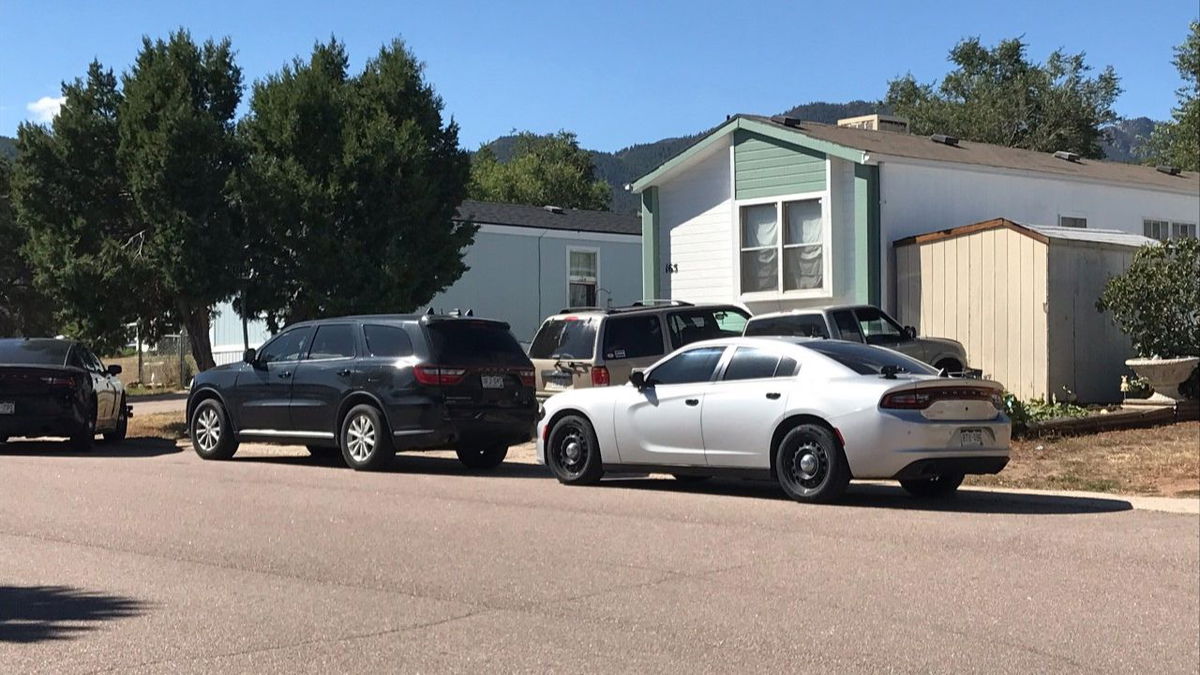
[186,314,537,471]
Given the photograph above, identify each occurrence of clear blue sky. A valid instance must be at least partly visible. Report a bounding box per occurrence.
[1,0,1195,152]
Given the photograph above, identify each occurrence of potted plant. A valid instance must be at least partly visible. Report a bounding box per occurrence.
[1098,238,1200,404]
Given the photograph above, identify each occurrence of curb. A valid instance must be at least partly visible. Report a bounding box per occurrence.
[959,485,1199,515]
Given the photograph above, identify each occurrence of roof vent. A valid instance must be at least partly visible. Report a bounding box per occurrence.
[770,115,803,128]
[1156,165,1181,176]
[1053,150,1081,162]
[930,133,958,146]
[543,205,565,214]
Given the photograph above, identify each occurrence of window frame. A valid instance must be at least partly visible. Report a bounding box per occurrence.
[1058,214,1088,229]
[646,345,729,386]
[1143,217,1197,242]
[305,323,358,362]
[566,246,601,309]
[734,190,832,301]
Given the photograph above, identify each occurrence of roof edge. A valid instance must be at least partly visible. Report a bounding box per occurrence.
[893,218,1049,247]
[631,115,870,192]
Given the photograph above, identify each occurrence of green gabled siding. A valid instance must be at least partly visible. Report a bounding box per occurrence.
[733,130,826,200]
[641,186,660,299]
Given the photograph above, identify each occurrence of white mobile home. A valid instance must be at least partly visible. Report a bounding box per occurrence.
[208,200,642,362]
[631,114,1199,315]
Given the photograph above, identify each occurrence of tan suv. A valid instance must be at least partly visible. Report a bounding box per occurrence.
[528,301,751,401]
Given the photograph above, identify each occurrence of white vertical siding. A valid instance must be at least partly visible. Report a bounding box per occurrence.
[878,159,1199,312]
[657,138,733,303]
[895,228,1048,399]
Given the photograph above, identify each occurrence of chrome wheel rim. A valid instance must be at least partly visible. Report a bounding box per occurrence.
[196,408,220,453]
[347,414,376,462]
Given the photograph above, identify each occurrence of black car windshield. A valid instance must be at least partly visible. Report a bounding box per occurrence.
[528,317,597,360]
[427,321,530,367]
[802,340,938,376]
[0,339,71,365]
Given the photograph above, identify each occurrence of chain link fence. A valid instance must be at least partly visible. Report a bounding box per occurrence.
[105,330,196,392]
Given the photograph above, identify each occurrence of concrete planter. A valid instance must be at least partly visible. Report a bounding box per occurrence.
[1125,356,1200,404]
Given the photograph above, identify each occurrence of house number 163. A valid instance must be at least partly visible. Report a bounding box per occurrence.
[664,263,679,274]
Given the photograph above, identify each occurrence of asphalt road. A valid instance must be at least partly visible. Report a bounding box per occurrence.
[1,437,1197,673]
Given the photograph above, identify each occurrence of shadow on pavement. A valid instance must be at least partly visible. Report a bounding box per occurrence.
[599,476,1134,515]
[0,437,181,458]
[234,452,552,479]
[0,585,148,643]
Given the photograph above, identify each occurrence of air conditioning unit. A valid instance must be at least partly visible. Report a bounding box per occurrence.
[836,114,910,133]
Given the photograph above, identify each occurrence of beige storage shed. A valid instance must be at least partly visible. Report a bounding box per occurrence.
[893,218,1156,402]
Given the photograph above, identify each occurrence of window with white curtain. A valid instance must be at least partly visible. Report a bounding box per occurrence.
[739,199,824,294]
[568,249,598,307]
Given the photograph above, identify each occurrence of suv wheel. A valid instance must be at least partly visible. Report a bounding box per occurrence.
[456,444,508,470]
[900,473,964,499]
[340,404,393,471]
[546,414,604,485]
[191,399,239,460]
[775,424,850,503]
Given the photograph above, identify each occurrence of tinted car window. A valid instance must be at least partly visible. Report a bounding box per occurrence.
[427,321,529,367]
[802,341,937,376]
[745,315,830,338]
[832,311,864,342]
[258,327,314,364]
[364,324,414,357]
[529,317,597,360]
[666,308,751,349]
[855,307,905,345]
[602,316,664,360]
[0,339,71,365]
[723,347,781,381]
[775,356,798,377]
[308,324,356,359]
[649,346,726,385]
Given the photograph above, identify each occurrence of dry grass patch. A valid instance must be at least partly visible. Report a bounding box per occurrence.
[967,421,1200,497]
[127,411,187,440]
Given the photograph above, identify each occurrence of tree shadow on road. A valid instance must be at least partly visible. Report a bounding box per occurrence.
[0,585,148,643]
[233,452,552,479]
[0,437,181,459]
[598,477,1134,515]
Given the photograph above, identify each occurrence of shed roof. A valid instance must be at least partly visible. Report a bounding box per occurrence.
[893,218,1159,249]
[633,114,1200,195]
[454,200,640,236]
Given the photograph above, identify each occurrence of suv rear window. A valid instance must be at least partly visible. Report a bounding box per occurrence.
[529,317,597,360]
[427,321,529,366]
[802,341,936,376]
[0,340,70,365]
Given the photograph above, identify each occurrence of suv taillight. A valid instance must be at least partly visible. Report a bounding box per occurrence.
[517,369,535,387]
[591,366,610,387]
[413,365,467,386]
[880,386,997,410]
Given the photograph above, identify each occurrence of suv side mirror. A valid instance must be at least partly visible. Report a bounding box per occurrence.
[629,370,647,390]
[107,364,122,376]
[243,348,257,365]
[903,325,917,340]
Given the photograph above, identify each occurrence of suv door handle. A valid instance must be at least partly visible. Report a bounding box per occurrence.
[685,398,699,406]
[278,371,292,379]
[337,369,352,377]
[766,392,781,400]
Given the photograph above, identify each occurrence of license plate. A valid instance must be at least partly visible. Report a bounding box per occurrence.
[960,429,984,447]
[0,401,12,415]
[545,381,565,391]
[481,375,505,389]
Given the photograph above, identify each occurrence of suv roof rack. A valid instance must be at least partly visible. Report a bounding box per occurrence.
[556,306,609,314]
[628,299,694,308]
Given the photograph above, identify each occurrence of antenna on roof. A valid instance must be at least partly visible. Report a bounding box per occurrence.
[1053,150,1081,162]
